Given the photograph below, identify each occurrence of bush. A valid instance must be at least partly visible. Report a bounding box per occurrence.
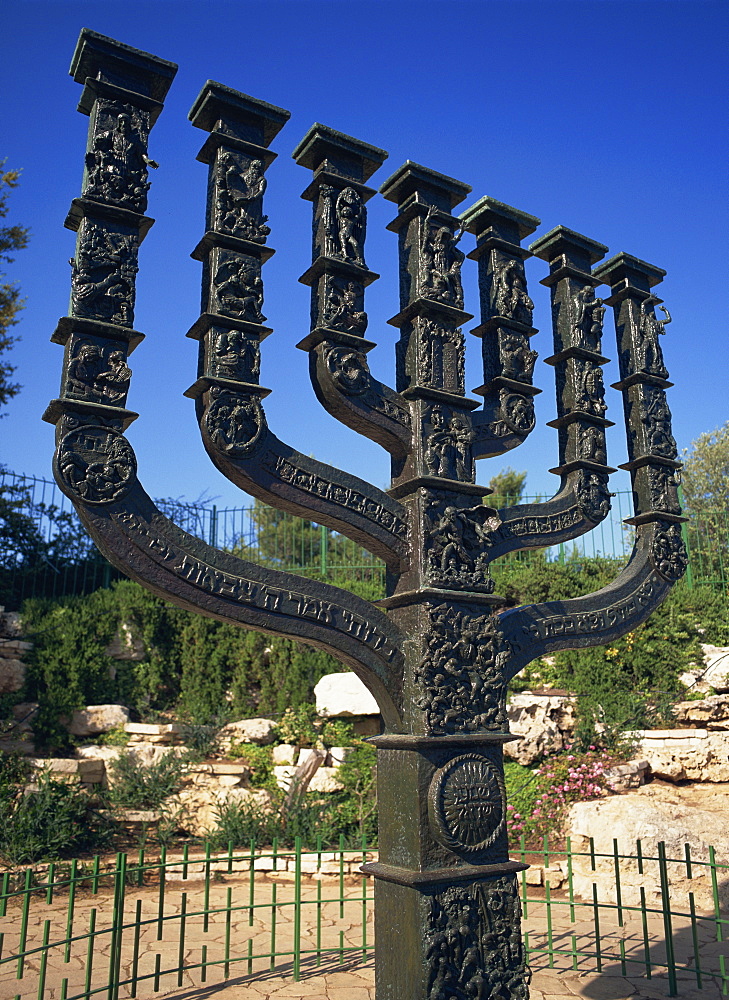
[505,746,621,845]
[106,753,188,810]
[0,769,112,864]
[228,744,276,791]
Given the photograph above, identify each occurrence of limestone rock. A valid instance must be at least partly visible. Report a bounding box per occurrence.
[0,611,22,637]
[504,692,576,765]
[219,717,277,747]
[627,728,729,782]
[602,760,649,791]
[328,746,353,766]
[0,657,25,694]
[67,704,131,736]
[170,786,272,838]
[567,782,729,910]
[314,672,380,718]
[702,644,729,692]
[272,743,296,765]
[672,694,729,729]
[308,766,344,793]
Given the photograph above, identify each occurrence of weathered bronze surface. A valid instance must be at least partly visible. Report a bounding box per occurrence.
[46,31,687,1000]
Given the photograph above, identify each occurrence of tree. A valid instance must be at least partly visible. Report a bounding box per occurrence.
[681,422,729,516]
[0,162,29,410]
[680,422,729,588]
[487,467,527,507]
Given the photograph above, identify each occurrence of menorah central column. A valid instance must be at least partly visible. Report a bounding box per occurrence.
[352,164,531,1000]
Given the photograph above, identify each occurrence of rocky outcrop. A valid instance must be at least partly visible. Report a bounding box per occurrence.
[67,704,131,736]
[504,692,576,765]
[672,694,729,729]
[217,717,277,751]
[567,782,729,910]
[627,728,729,782]
[314,672,380,718]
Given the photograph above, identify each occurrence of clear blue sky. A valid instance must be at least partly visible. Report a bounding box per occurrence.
[2,0,727,510]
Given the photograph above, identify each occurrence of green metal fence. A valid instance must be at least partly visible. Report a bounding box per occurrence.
[1,470,726,607]
[0,837,726,998]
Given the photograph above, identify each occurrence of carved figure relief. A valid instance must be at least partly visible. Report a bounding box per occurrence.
[579,424,607,465]
[572,285,605,353]
[428,754,505,854]
[493,258,533,326]
[648,466,681,515]
[204,389,266,456]
[214,151,270,243]
[425,877,530,1000]
[211,329,260,382]
[641,388,677,459]
[71,223,138,327]
[334,187,366,266]
[424,406,474,481]
[499,391,536,435]
[416,318,466,394]
[424,493,498,593]
[574,361,607,416]
[419,208,465,309]
[414,603,511,734]
[85,102,155,213]
[499,330,537,383]
[323,276,368,334]
[575,470,613,523]
[636,295,670,378]
[65,341,132,406]
[651,521,688,582]
[56,425,136,504]
[324,345,371,395]
[213,255,266,323]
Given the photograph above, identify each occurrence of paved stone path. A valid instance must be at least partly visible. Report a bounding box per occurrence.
[1,871,725,999]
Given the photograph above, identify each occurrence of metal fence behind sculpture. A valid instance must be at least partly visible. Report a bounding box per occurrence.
[0,837,726,999]
[0,471,721,607]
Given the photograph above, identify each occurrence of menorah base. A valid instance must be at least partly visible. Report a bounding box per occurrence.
[372,873,531,999]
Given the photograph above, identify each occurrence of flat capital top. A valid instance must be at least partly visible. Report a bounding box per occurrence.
[530,226,608,266]
[70,29,177,101]
[460,195,540,241]
[593,252,667,289]
[189,81,290,146]
[379,161,471,210]
[292,124,388,182]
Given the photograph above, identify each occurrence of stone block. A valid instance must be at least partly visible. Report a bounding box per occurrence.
[505,692,576,765]
[673,694,729,730]
[273,765,296,791]
[217,774,244,787]
[219,717,277,745]
[314,672,380,718]
[272,743,296,764]
[125,722,184,736]
[211,761,250,776]
[328,746,354,766]
[67,704,131,736]
[308,766,344,792]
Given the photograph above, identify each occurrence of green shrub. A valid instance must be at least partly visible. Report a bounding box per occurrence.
[106,753,187,810]
[228,744,276,790]
[0,770,112,864]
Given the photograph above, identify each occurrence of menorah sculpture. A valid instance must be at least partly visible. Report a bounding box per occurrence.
[45,31,688,1000]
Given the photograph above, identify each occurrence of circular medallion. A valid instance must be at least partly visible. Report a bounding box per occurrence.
[55,425,136,505]
[428,753,505,855]
[204,390,266,457]
[502,393,535,434]
[325,346,371,395]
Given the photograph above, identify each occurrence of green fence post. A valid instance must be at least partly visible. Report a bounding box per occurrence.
[37,919,50,1000]
[177,892,187,988]
[657,841,677,996]
[688,891,702,989]
[16,868,32,980]
[224,886,232,979]
[294,836,302,981]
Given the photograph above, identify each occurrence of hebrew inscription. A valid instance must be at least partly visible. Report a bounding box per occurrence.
[428,753,505,854]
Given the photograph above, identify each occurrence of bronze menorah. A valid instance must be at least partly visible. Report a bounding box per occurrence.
[45,30,687,999]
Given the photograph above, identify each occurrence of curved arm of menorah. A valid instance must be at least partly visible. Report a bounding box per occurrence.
[51,433,405,731]
[471,410,533,460]
[306,340,412,460]
[196,395,409,569]
[496,518,686,681]
[482,469,613,562]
